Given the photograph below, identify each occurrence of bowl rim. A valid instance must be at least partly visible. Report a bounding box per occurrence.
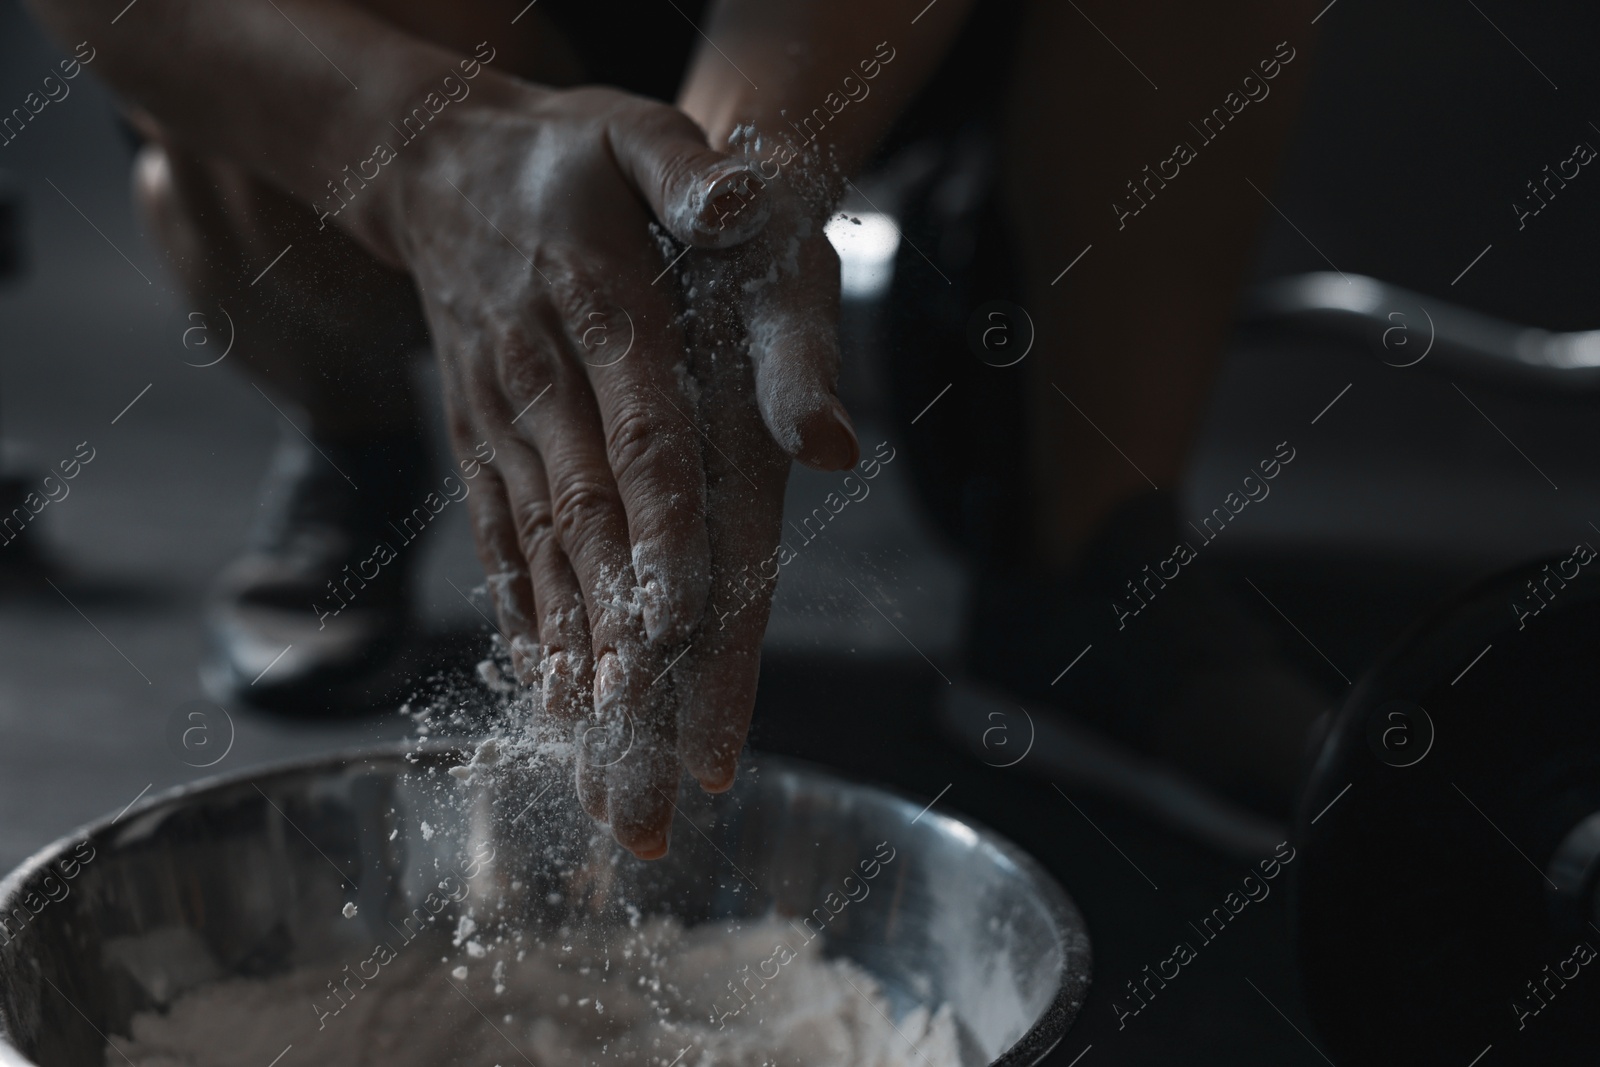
[0,741,1090,1067]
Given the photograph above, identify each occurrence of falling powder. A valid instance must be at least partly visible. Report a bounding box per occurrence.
[98,628,973,1067]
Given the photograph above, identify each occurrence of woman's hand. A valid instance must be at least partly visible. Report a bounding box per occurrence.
[386,80,855,856]
[665,176,854,792]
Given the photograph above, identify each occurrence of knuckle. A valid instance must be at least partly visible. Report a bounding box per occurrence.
[621,101,700,157]
[550,478,621,551]
[545,266,608,332]
[493,327,559,409]
[542,593,589,647]
[637,101,699,140]
[512,493,558,561]
[544,267,635,369]
[606,102,714,225]
[604,401,666,486]
[654,146,702,203]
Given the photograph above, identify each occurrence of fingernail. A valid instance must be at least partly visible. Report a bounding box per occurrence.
[707,187,756,227]
[510,636,539,686]
[593,651,623,709]
[700,769,736,794]
[540,649,567,707]
[796,396,860,470]
[576,760,609,822]
[640,577,672,643]
[635,537,708,645]
[697,165,769,244]
[629,829,670,860]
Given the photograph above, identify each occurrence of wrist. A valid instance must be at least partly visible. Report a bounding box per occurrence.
[329,53,534,267]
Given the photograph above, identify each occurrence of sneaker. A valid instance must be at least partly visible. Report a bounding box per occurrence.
[871,122,1330,853]
[201,427,432,714]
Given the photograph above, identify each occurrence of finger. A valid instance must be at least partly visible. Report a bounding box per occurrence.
[487,429,614,823]
[739,221,860,472]
[574,716,612,822]
[606,103,771,248]
[547,264,710,646]
[677,494,784,792]
[493,317,677,844]
[492,316,647,693]
[436,333,541,682]
[675,273,793,791]
[458,461,541,684]
[604,688,680,859]
[485,436,593,725]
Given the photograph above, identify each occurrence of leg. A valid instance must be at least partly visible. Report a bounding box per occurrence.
[970,0,1325,811]
[1002,0,1317,572]
[134,138,426,444]
[130,0,586,443]
[128,0,589,707]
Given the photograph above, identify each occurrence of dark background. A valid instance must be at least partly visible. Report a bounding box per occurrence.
[3,0,1600,1063]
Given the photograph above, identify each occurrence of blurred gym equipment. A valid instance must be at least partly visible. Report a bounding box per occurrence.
[1295,556,1600,1064]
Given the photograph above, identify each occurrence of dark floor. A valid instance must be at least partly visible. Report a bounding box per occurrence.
[5,1,1600,1064]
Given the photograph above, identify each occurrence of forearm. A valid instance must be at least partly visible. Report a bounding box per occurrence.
[24,0,523,258]
[678,0,976,179]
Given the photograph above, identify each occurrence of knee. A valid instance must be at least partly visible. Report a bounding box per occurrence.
[131,137,259,261]
[130,139,221,262]
[131,141,175,234]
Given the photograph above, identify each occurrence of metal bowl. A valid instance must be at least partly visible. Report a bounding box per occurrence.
[0,745,1090,1066]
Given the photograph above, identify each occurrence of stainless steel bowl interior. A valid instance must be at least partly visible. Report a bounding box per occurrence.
[0,746,1090,1066]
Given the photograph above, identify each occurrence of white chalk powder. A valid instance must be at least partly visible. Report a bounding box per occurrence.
[107,917,962,1067]
[100,609,969,1067]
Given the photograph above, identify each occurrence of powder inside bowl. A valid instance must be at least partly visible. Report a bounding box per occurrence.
[106,915,963,1067]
